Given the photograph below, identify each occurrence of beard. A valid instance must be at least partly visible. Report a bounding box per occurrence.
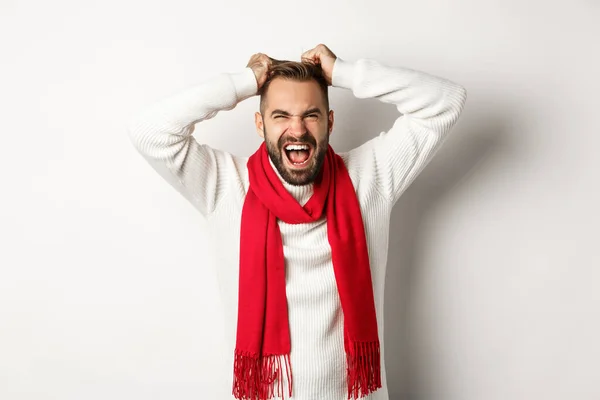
[264,126,329,186]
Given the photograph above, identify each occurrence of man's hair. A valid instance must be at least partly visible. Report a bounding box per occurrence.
[259,61,329,114]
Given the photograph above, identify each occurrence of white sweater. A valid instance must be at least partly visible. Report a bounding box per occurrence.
[128,58,467,400]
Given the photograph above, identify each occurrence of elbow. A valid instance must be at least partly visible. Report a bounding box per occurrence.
[453,84,468,111]
[431,84,467,133]
[446,83,467,123]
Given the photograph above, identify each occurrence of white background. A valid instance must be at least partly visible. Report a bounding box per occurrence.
[1,0,599,399]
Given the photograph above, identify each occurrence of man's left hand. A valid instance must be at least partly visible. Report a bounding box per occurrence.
[301,44,337,86]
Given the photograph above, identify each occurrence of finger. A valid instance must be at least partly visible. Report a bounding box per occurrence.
[251,53,262,63]
[301,49,317,61]
[301,46,317,58]
[316,43,331,53]
[315,44,336,60]
[301,52,320,64]
[263,55,275,68]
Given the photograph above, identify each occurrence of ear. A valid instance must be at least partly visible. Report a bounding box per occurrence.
[255,112,265,139]
[327,109,334,136]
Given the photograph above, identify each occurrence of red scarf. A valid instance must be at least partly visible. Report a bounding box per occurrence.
[233,143,381,399]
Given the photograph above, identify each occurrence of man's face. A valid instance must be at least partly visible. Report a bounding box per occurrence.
[255,78,334,186]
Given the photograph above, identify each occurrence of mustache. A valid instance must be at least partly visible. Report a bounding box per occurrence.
[277,133,317,148]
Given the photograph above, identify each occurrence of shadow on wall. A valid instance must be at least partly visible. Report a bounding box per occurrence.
[331,91,511,400]
[386,112,509,400]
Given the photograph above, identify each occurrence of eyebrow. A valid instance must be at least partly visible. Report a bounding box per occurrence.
[270,108,323,117]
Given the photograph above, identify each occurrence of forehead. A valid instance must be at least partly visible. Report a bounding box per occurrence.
[263,78,326,113]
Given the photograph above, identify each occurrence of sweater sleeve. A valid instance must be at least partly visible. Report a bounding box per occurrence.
[127,68,258,216]
[332,58,467,204]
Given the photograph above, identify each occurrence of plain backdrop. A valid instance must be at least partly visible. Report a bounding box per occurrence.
[1,0,599,399]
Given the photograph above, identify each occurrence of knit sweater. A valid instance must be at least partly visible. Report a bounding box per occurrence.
[127,58,467,400]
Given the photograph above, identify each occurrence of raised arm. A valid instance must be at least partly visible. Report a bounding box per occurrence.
[323,50,467,204]
[127,54,274,216]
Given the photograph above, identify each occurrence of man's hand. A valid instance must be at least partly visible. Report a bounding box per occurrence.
[246,53,276,91]
[301,44,337,86]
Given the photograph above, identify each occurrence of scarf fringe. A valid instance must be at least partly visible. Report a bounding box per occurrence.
[233,350,292,400]
[347,340,382,399]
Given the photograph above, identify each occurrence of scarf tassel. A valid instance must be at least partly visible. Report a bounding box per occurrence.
[233,350,292,400]
[347,340,382,399]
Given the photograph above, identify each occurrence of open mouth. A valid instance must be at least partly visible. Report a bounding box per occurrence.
[283,143,314,168]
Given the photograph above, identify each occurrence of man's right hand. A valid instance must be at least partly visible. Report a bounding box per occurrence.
[246,53,276,91]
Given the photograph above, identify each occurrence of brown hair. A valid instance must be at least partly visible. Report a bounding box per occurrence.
[259,60,329,114]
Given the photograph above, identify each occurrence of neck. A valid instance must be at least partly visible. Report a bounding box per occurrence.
[268,156,314,206]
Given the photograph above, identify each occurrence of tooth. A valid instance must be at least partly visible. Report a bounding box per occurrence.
[285,144,310,151]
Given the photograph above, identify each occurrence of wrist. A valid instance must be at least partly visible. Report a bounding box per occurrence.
[331,58,355,89]
[231,68,259,100]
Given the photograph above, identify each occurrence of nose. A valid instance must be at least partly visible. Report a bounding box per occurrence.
[288,116,306,137]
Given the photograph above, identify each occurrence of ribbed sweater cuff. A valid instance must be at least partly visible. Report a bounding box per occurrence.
[231,68,258,102]
[331,58,356,89]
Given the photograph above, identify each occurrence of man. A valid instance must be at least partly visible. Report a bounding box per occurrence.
[128,44,467,400]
